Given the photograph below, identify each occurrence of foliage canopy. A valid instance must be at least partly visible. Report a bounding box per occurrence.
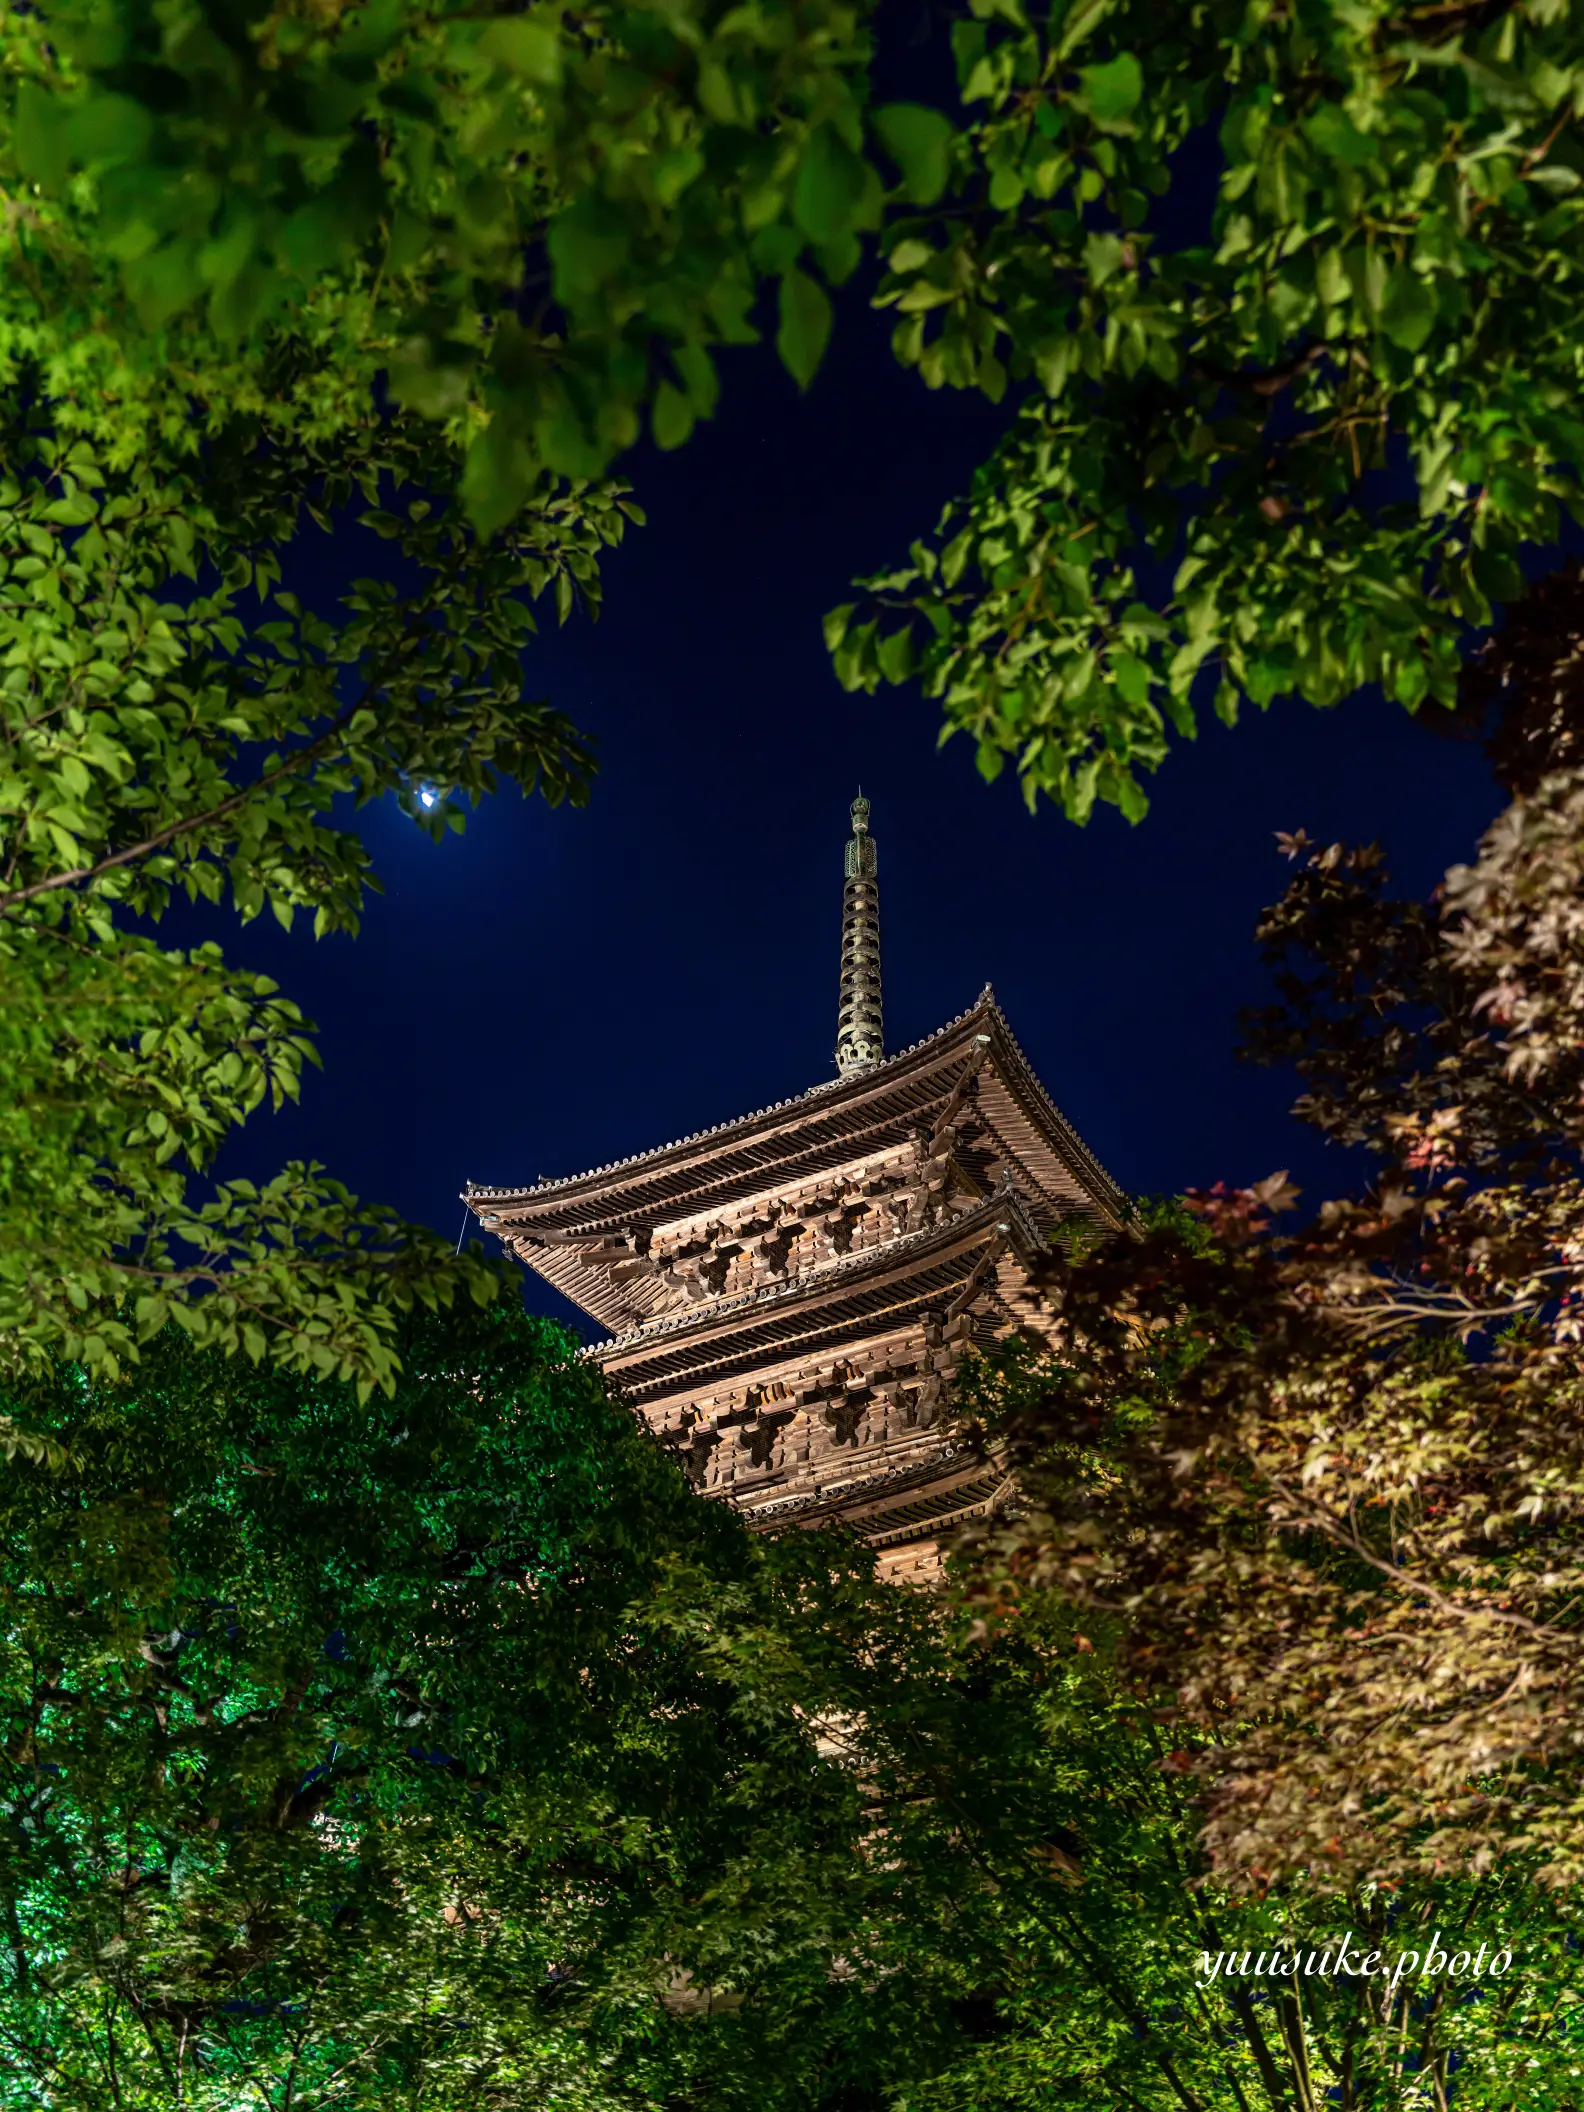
[6,1298,1584,2111]
[0,0,889,531]
[950,573,1584,1895]
[11,0,1583,828]
[833,0,1584,818]
[7,0,1584,1369]
[0,385,637,1391]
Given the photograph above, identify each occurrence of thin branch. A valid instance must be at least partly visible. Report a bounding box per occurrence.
[0,699,365,917]
[1267,1476,1582,1647]
[1191,344,1327,400]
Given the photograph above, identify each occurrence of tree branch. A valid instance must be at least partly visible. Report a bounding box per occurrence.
[1267,1476,1581,1648]
[0,699,365,918]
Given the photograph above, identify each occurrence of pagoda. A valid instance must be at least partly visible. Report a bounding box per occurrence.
[464,799,1127,1583]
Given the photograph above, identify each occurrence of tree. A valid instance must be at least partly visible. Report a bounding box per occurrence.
[829,0,1584,820]
[16,2,1584,833]
[876,1596,1584,2112]
[0,1299,907,2110]
[9,1295,1581,2112]
[0,0,865,1382]
[946,570,1584,1895]
[0,378,643,1390]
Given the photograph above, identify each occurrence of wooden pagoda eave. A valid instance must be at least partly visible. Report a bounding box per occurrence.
[731,1444,995,1532]
[595,1186,1035,1366]
[972,1030,1125,1231]
[513,1240,651,1334]
[594,1190,1042,1403]
[465,995,1127,1329]
[822,1457,1010,1532]
[474,1025,977,1233]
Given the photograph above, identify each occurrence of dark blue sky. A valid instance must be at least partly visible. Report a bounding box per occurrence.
[214,275,1500,1337]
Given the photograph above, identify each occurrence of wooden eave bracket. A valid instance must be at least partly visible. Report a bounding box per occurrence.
[928,1034,993,1149]
[942,1228,1007,1324]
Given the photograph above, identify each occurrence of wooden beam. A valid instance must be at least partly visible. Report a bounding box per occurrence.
[928,1035,992,1147]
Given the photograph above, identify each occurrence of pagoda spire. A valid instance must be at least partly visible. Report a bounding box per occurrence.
[836,793,884,1075]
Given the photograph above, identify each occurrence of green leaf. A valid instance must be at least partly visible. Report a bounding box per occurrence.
[461,418,535,540]
[673,345,719,417]
[815,231,863,286]
[125,241,204,330]
[887,237,934,273]
[209,262,277,343]
[547,198,630,300]
[1112,652,1150,706]
[777,269,833,389]
[1084,232,1125,286]
[1304,102,1376,165]
[279,202,348,279]
[1472,545,1524,605]
[479,15,562,84]
[877,624,915,682]
[653,146,704,206]
[1381,266,1437,351]
[653,383,695,450]
[13,82,70,189]
[793,125,877,244]
[43,494,98,527]
[1076,54,1143,132]
[751,222,803,274]
[873,104,955,206]
[1115,770,1149,823]
[1392,654,1430,708]
[64,92,153,169]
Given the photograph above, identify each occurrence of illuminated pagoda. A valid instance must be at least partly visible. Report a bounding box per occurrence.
[464,798,1127,1583]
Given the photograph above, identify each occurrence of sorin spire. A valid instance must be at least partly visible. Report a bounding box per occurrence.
[835,794,884,1075]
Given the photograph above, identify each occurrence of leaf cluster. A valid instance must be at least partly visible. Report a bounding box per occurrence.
[830,0,1584,820]
[1,0,954,532]
[9,1299,1584,2111]
[949,605,1584,1886]
[0,370,641,1389]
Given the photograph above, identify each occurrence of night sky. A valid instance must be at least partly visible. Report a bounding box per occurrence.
[206,268,1502,1341]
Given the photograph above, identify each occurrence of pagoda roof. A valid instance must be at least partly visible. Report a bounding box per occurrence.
[465,987,1126,1320]
[594,1184,1048,1405]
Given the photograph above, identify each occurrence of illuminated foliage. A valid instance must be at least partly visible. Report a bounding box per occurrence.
[0,0,889,531]
[0,383,637,1388]
[4,1298,1581,2109]
[951,580,1584,1895]
[830,0,1584,819]
[0,1302,898,2109]
[12,3,1583,830]
[0,0,885,1380]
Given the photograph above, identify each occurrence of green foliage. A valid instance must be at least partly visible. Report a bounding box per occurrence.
[15,2,1584,834]
[0,0,913,531]
[7,1299,1582,2111]
[831,0,1584,820]
[0,1303,880,2109]
[0,0,957,1385]
[0,373,642,1390]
